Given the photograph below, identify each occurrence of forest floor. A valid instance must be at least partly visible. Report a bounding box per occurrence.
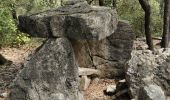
[0,37,162,100]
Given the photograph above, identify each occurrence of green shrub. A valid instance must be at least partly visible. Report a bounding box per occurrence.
[0,0,62,47]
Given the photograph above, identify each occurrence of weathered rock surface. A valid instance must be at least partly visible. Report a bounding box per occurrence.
[138,84,166,100]
[72,20,135,78]
[8,38,79,100]
[18,0,118,40]
[126,49,170,99]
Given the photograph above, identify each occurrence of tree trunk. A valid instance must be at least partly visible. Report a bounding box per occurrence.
[159,0,164,18]
[139,0,154,50]
[161,0,170,48]
[99,0,104,6]
[113,0,116,8]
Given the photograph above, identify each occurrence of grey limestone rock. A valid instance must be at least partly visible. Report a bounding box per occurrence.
[8,38,79,100]
[126,49,170,99]
[138,84,166,100]
[18,0,118,40]
[72,20,135,78]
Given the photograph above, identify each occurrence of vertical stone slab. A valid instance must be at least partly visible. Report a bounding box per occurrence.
[8,38,79,100]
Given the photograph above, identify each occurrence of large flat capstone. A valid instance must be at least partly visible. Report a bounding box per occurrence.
[18,0,118,40]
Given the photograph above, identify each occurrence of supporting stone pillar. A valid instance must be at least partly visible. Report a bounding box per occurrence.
[9,38,79,100]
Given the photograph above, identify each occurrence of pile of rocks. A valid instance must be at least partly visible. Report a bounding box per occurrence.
[126,49,170,100]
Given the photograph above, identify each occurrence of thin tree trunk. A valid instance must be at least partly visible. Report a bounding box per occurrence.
[113,0,116,8]
[159,0,164,18]
[139,0,154,50]
[161,0,170,48]
[11,9,17,20]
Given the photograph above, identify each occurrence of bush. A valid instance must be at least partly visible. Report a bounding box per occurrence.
[0,0,62,47]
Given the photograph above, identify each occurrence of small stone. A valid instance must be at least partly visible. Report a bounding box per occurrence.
[119,79,126,83]
[106,85,116,93]
[79,76,91,91]
[0,92,8,98]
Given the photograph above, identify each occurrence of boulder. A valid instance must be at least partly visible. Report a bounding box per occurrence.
[126,49,170,99]
[18,0,118,40]
[138,84,166,100]
[8,38,79,100]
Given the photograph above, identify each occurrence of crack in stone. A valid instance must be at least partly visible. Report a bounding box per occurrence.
[85,40,96,68]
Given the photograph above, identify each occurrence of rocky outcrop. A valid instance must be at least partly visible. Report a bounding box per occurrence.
[126,49,170,99]
[9,38,79,100]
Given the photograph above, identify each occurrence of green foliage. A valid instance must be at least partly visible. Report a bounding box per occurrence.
[0,6,18,46]
[0,0,62,47]
[103,0,163,37]
[117,0,163,37]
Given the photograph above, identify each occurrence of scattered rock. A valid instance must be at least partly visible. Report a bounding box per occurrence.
[79,67,100,76]
[119,79,126,83]
[106,85,116,94]
[79,76,91,91]
[138,84,166,100]
[0,92,8,98]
